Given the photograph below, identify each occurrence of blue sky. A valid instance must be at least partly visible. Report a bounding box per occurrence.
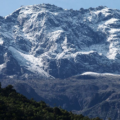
[0,0,120,16]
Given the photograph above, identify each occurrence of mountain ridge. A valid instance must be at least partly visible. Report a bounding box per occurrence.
[1,4,120,79]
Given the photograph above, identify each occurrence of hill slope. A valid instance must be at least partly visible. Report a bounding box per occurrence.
[0,84,102,120]
[1,73,120,120]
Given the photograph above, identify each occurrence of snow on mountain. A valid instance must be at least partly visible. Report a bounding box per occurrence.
[0,4,120,79]
[81,72,120,77]
[8,46,51,78]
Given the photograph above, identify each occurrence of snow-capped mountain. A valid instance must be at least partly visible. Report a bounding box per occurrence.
[1,4,120,79]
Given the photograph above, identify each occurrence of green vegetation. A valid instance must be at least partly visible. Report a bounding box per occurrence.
[0,84,102,120]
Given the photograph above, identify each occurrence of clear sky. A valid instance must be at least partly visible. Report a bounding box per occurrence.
[0,0,120,17]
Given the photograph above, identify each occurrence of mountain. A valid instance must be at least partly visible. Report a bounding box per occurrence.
[1,4,120,120]
[1,4,120,79]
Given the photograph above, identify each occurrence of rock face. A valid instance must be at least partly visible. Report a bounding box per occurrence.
[1,4,120,79]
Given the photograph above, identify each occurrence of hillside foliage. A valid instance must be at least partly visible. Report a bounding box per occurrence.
[0,84,102,120]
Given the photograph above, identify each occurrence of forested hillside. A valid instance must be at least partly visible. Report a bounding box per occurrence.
[0,84,102,120]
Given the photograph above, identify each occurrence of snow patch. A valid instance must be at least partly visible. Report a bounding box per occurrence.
[105,18,118,25]
[81,72,120,77]
[109,28,120,34]
[8,46,51,78]
[94,7,110,17]
[0,39,3,45]
[0,64,5,71]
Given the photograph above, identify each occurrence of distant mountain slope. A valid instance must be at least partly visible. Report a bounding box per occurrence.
[1,73,120,120]
[0,84,102,120]
[1,4,120,79]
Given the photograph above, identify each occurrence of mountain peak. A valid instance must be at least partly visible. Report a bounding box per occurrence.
[0,4,120,79]
[96,6,107,10]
